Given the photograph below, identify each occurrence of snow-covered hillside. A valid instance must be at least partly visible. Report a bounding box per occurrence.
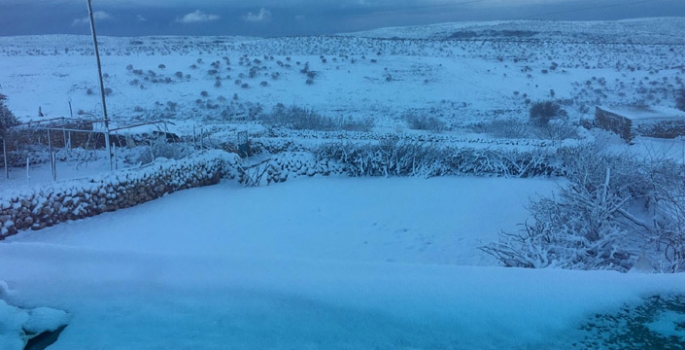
[0,18,683,137]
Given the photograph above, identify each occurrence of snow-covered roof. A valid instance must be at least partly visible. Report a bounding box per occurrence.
[597,105,685,123]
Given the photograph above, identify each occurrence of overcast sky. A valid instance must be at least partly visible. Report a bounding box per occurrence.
[1,0,684,37]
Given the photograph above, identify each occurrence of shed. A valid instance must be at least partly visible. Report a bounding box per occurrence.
[595,105,685,142]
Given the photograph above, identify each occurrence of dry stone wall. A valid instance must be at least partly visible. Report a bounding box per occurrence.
[0,151,239,239]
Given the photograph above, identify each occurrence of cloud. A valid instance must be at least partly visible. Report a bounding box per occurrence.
[242,8,271,23]
[295,14,306,21]
[71,11,112,26]
[136,14,147,22]
[175,10,220,24]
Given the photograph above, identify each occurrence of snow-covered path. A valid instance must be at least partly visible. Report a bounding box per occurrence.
[2,177,685,349]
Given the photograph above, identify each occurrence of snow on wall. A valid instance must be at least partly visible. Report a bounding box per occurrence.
[0,150,240,240]
[595,106,685,141]
[0,140,569,239]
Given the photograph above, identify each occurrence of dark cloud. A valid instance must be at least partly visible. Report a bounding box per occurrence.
[0,0,684,37]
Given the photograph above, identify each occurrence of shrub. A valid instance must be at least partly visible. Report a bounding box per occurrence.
[487,118,530,139]
[261,105,336,131]
[533,120,579,142]
[529,100,563,126]
[402,111,447,132]
[260,105,372,132]
[0,94,20,135]
[315,141,558,178]
[338,116,375,132]
[676,88,685,111]
[480,144,685,272]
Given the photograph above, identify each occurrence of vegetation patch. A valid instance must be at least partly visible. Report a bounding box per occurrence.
[576,295,685,350]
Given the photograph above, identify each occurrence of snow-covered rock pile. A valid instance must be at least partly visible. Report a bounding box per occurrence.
[0,298,69,350]
[0,150,240,239]
[261,152,346,184]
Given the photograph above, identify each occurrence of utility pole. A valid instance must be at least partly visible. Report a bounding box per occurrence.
[87,0,113,170]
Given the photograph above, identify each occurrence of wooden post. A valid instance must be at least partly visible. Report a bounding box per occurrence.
[47,129,56,181]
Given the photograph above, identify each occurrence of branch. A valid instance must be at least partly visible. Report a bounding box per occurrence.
[617,208,653,233]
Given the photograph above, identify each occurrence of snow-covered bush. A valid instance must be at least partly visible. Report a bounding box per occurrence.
[532,119,580,142]
[338,116,375,132]
[478,118,530,139]
[529,100,564,126]
[480,144,685,272]
[402,111,447,132]
[135,138,193,165]
[259,104,374,132]
[640,154,685,272]
[315,140,560,178]
[676,88,685,112]
[261,104,336,131]
[0,94,20,136]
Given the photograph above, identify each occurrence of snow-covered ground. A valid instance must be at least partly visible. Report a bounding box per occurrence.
[1,18,683,133]
[2,18,685,349]
[2,177,685,349]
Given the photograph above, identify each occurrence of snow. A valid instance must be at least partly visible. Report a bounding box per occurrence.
[4,177,554,265]
[0,300,28,350]
[1,177,685,349]
[647,310,685,340]
[0,299,69,350]
[599,105,685,122]
[2,17,685,349]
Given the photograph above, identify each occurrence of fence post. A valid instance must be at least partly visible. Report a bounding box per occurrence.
[113,144,117,170]
[47,129,56,181]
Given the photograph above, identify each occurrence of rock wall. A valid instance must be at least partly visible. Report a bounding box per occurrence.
[0,151,239,239]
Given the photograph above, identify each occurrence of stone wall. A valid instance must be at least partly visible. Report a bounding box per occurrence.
[0,150,239,239]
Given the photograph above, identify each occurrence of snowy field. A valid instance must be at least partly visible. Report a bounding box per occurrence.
[2,17,685,349]
[2,177,685,349]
